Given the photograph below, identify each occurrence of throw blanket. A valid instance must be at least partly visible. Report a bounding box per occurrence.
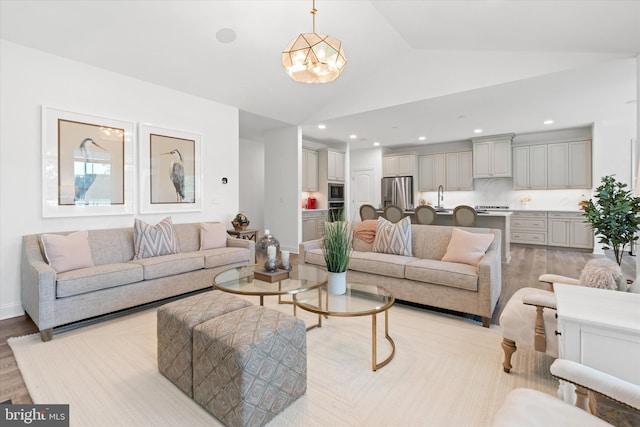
[354,220,378,243]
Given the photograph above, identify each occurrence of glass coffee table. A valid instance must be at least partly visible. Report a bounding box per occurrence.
[293,282,396,371]
[213,264,327,306]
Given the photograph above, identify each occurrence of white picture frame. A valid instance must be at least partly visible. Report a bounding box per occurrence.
[42,106,134,217]
[138,124,202,213]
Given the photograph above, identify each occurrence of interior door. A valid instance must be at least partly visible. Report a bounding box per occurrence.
[350,169,375,222]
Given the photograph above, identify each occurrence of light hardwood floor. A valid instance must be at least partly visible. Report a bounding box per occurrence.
[1,246,635,404]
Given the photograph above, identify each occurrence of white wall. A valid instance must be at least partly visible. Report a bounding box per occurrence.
[263,126,301,253]
[0,41,241,319]
[239,138,265,234]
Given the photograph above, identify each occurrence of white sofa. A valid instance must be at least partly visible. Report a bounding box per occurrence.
[299,224,502,327]
[21,222,254,341]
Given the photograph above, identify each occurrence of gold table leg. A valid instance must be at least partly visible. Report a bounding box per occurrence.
[372,308,395,371]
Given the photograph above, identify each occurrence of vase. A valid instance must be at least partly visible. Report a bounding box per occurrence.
[327,271,347,295]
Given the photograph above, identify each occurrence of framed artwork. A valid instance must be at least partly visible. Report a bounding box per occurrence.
[139,124,202,213]
[42,106,134,217]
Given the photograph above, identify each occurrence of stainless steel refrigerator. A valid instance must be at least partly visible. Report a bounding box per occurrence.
[381,176,413,210]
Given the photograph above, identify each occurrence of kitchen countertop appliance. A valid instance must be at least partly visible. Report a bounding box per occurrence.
[307,197,316,209]
[381,176,413,211]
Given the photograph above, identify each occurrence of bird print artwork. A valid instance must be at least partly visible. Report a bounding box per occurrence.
[74,137,106,203]
[163,149,185,202]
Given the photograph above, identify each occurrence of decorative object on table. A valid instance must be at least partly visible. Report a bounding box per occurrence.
[280,250,291,270]
[281,0,347,84]
[520,196,531,209]
[264,246,278,272]
[321,213,353,295]
[581,175,640,265]
[231,213,250,231]
[257,229,280,265]
[254,269,290,283]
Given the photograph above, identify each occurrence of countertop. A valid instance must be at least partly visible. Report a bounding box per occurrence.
[301,208,329,212]
[376,209,512,217]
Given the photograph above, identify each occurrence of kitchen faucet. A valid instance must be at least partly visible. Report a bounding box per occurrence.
[437,185,444,209]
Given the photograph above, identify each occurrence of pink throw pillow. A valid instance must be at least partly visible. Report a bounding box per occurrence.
[41,230,94,273]
[442,228,494,266]
[200,222,228,250]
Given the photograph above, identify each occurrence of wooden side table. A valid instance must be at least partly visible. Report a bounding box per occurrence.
[227,228,258,241]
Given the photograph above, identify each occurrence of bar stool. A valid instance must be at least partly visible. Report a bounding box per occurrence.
[383,205,403,223]
[413,205,437,224]
[453,205,477,227]
[359,204,378,221]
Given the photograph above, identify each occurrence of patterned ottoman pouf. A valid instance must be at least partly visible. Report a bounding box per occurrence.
[192,305,307,427]
[157,290,252,397]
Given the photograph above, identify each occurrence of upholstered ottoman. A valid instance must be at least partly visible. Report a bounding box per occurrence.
[157,290,252,396]
[192,305,307,427]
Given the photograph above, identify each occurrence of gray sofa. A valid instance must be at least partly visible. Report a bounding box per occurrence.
[299,224,501,327]
[21,222,254,341]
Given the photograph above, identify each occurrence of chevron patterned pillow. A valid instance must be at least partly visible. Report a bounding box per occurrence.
[372,216,412,256]
[133,217,180,259]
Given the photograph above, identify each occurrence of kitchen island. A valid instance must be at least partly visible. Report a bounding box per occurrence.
[376,209,512,263]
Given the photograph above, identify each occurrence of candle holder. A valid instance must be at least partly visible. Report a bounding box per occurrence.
[264,258,278,272]
[256,229,280,265]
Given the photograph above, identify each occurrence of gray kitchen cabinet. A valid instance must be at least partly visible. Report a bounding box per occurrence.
[547,141,591,189]
[472,134,513,178]
[548,211,593,249]
[445,151,473,191]
[302,148,318,191]
[302,210,328,242]
[384,154,416,177]
[513,145,547,189]
[327,150,345,181]
[510,211,548,245]
[418,154,445,191]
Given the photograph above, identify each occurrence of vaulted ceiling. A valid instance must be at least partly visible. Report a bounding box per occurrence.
[1,1,638,148]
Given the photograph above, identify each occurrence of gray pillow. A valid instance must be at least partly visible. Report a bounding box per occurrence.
[133,217,180,259]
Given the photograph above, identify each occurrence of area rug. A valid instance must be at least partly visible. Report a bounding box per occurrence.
[8,299,557,426]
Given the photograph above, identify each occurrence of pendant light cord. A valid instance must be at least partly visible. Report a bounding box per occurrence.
[311,0,317,34]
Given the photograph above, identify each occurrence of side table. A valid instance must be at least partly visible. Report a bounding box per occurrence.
[227,228,258,241]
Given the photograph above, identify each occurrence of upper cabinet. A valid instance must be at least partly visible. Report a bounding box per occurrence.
[513,145,547,190]
[327,150,345,181]
[302,148,318,191]
[418,154,445,191]
[472,134,513,178]
[384,154,416,177]
[548,140,591,189]
[445,151,474,191]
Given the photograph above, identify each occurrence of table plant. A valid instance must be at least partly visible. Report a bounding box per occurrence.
[321,211,353,295]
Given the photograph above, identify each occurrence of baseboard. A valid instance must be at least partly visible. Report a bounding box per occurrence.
[0,302,24,320]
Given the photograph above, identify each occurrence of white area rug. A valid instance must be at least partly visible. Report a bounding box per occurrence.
[9,298,557,426]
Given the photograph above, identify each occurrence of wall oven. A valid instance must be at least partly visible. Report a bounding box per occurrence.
[328,183,344,201]
[328,201,345,222]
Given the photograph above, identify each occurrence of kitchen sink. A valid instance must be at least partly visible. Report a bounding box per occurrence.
[435,208,451,213]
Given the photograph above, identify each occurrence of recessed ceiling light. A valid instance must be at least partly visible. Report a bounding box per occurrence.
[543,120,554,125]
[216,28,237,44]
[418,136,426,141]
[373,142,380,146]
[474,129,482,133]
[349,134,357,139]
[318,124,326,129]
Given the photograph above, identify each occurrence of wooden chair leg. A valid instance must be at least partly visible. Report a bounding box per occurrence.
[482,317,491,328]
[40,329,53,342]
[501,338,517,373]
[574,384,590,413]
[533,305,547,352]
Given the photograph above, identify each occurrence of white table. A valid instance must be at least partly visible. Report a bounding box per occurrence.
[555,283,640,392]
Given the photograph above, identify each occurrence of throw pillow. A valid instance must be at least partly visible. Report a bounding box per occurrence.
[200,222,227,250]
[133,217,180,259]
[578,258,622,290]
[441,228,494,266]
[372,216,412,256]
[41,230,94,273]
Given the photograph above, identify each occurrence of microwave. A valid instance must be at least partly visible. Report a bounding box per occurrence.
[328,183,344,201]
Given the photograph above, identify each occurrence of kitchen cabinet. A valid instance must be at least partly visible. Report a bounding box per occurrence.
[302,148,318,191]
[384,154,416,177]
[513,145,547,189]
[548,211,593,249]
[510,211,548,245]
[418,154,445,191]
[445,151,473,191]
[328,151,345,181]
[472,134,513,178]
[547,141,591,189]
[302,210,328,241]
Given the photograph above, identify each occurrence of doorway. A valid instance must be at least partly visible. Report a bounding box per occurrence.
[350,169,375,222]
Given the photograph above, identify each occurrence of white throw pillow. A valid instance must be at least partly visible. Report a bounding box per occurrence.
[578,258,621,290]
[133,217,180,259]
[442,228,494,266]
[200,222,227,250]
[41,230,94,273]
[372,216,412,256]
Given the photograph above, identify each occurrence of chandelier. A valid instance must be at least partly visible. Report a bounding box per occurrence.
[281,0,346,83]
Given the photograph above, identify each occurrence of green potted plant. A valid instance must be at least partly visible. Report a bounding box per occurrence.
[321,212,353,295]
[582,175,640,265]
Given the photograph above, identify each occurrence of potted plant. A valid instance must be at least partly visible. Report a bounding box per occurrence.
[582,175,640,265]
[321,212,353,295]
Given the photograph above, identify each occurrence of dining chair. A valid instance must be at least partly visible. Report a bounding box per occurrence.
[413,205,437,225]
[453,205,477,227]
[383,205,404,223]
[359,204,378,221]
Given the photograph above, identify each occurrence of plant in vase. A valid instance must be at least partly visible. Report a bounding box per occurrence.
[321,213,353,295]
[582,175,640,266]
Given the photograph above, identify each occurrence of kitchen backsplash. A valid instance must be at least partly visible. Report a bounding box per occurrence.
[418,178,591,211]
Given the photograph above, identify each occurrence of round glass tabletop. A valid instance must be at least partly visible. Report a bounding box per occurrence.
[293,282,395,317]
[213,264,327,297]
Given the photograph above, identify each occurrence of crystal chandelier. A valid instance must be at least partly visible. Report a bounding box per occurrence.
[282,0,346,83]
